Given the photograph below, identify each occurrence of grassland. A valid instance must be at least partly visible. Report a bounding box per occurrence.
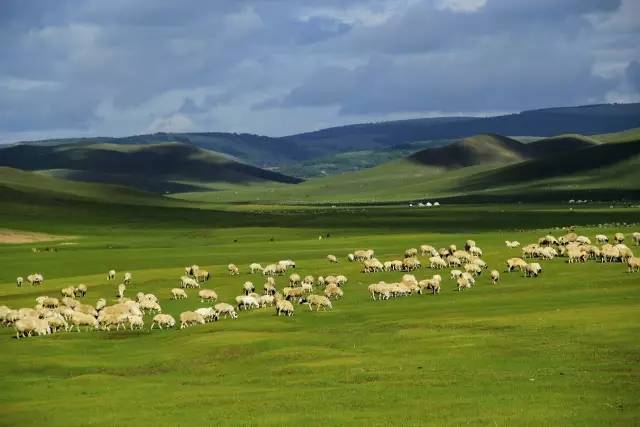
[1,188,639,426]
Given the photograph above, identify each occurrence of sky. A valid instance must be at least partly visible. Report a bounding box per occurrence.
[1,0,639,142]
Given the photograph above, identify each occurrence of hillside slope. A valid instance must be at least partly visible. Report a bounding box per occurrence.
[0,142,301,192]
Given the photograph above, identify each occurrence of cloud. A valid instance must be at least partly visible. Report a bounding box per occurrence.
[0,0,637,141]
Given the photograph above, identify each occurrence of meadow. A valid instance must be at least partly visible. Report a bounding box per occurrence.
[0,199,639,426]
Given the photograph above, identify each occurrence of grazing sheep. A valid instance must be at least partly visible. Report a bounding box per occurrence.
[490,270,500,285]
[228,264,240,276]
[404,248,418,258]
[616,244,634,261]
[139,299,161,314]
[235,295,260,310]
[627,257,640,272]
[195,307,218,323]
[469,246,483,257]
[524,263,543,278]
[16,277,23,287]
[258,294,275,307]
[117,283,126,299]
[27,273,44,286]
[194,269,211,283]
[362,258,384,273]
[429,256,447,269]
[61,286,76,299]
[171,288,187,300]
[601,245,620,263]
[457,277,471,291]
[335,275,348,286]
[185,265,199,276]
[614,232,625,243]
[299,294,333,311]
[15,318,37,339]
[249,263,264,274]
[45,312,68,333]
[505,240,520,248]
[179,276,200,289]
[71,312,98,332]
[595,234,609,244]
[62,297,78,309]
[278,259,296,270]
[464,263,482,276]
[327,254,338,263]
[74,284,88,297]
[450,269,463,280]
[420,245,437,256]
[354,249,374,261]
[324,284,344,300]
[214,303,238,319]
[522,244,539,259]
[446,256,462,267]
[347,253,355,262]
[506,257,527,272]
[302,275,315,286]
[150,314,176,330]
[97,312,128,331]
[262,264,278,276]
[282,287,305,300]
[179,311,205,329]
[559,232,578,245]
[263,281,277,296]
[275,299,294,316]
[576,236,591,245]
[75,303,99,317]
[95,298,106,312]
[402,257,421,272]
[128,315,144,330]
[107,270,116,280]
[289,273,302,286]
[42,297,59,309]
[123,272,132,285]
[243,281,255,295]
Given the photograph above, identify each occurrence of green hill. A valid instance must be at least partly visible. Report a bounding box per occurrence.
[0,142,301,193]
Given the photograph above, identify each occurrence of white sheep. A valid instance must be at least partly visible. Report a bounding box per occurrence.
[171,288,187,300]
[505,240,520,248]
[139,299,161,314]
[429,256,447,269]
[107,270,116,280]
[289,273,301,286]
[179,311,205,329]
[633,232,640,246]
[117,283,126,299]
[61,286,76,299]
[299,294,333,311]
[324,284,344,300]
[249,263,264,274]
[595,234,608,244]
[275,299,294,316]
[95,298,106,311]
[420,245,437,256]
[214,303,238,319]
[194,269,210,283]
[490,270,500,285]
[614,232,625,243]
[128,314,144,330]
[523,262,542,278]
[16,277,23,287]
[27,273,44,286]
[71,312,97,332]
[258,294,275,307]
[179,276,200,289]
[123,272,132,285]
[228,264,240,275]
[74,284,88,297]
[327,254,338,263]
[404,248,418,258]
[195,307,218,323]
[627,257,640,272]
[347,253,355,262]
[235,295,260,310]
[151,314,176,330]
[506,257,527,272]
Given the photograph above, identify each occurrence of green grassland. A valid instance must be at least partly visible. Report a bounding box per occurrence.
[1,182,639,426]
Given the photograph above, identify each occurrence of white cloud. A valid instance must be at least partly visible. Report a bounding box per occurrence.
[435,0,487,13]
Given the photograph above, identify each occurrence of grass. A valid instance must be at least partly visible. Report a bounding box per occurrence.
[0,192,639,425]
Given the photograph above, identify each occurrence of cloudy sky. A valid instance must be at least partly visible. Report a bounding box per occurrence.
[1,0,639,142]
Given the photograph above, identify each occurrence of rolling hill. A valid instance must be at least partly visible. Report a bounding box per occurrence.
[0,142,301,193]
[5,103,639,168]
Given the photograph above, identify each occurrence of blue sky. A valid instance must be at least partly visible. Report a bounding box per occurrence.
[1,0,639,142]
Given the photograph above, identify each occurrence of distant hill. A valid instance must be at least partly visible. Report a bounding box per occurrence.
[6,103,640,168]
[0,142,301,193]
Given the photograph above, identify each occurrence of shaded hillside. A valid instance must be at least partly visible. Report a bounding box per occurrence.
[0,142,301,193]
[7,103,640,168]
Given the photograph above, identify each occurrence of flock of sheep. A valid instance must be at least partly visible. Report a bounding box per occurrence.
[3,230,638,339]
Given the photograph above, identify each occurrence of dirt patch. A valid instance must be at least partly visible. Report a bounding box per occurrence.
[0,228,76,244]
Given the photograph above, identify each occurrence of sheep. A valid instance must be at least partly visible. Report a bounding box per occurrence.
[429,256,447,269]
[559,232,578,245]
[42,297,59,309]
[123,272,132,285]
[420,245,437,256]
[15,317,38,339]
[567,248,587,263]
[601,245,620,263]
[450,269,463,280]
[457,277,471,291]
[627,257,640,272]
[171,288,187,300]
[595,234,609,244]
[347,253,355,262]
[45,312,68,333]
[179,276,200,289]
[139,299,162,314]
[522,244,539,259]
[469,246,483,257]
[16,277,23,287]
[258,294,275,307]
[71,312,97,332]
[464,263,482,277]
[324,284,344,300]
[128,314,144,330]
[317,276,325,287]
[461,272,476,286]
[470,257,488,269]
[278,259,296,270]
[289,273,301,286]
[523,263,542,278]
[362,258,384,273]
[402,257,421,272]
[75,303,98,317]
[446,256,462,267]
[194,269,211,283]
[576,236,591,245]
[61,286,76,299]
[302,275,315,286]
[506,257,527,272]
[117,283,126,299]
[275,299,294,316]
[615,244,634,261]
[438,248,450,257]
[282,286,305,300]
[228,264,240,276]
[249,263,263,274]
[614,232,625,243]
[27,273,43,286]
[95,298,106,311]
[195,307,219,323]
[236,295,260,310]
[383,261,393,271]
[263,281,277,296]
[353,249,374,261]
[214,303,238,319]
[97,312,128,331]
[418,275,441,295]
[404,248,418,258]
[327,254,338,263]
[185,265,199,276]
[74,284,87,297]
[150,314,176,330]
[505,240,520,248]
[62,297,78,309]
[368,282,391,300]
[262,264,278,276]
[107,270,116,280]
[335,275,348,286]
[299,294,333,311]
[633,232,640,246]
[242,281,255,295]
[490,270,500,285]
[179,311,205,329]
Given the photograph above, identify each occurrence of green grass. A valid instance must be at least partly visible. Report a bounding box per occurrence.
[0,192,639,425]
